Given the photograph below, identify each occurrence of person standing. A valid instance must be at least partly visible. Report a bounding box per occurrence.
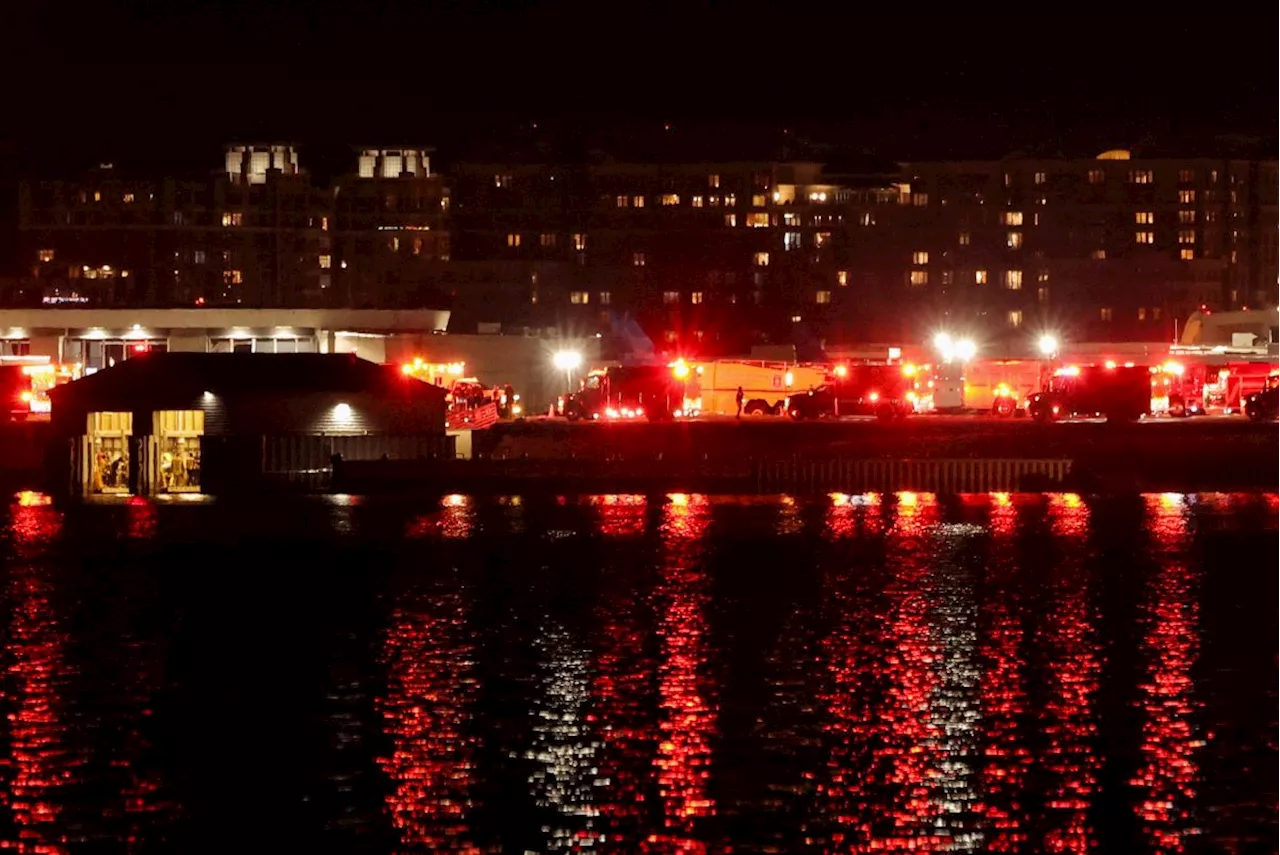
[735,386,745,419]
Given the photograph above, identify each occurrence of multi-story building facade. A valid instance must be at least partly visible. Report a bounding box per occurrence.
[897,150,1279,342]
[18,144,448,311]
[448,157,904,351]
[16,143,1277,353]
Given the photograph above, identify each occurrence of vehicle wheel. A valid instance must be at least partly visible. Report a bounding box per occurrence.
[1031,405,1054,423]
[565,406,582,422]
[1245,402,1264,422]
[1168,396,1187,418]
[744,399,769,416]
[788,407,805,421]
[992,397,1016,418]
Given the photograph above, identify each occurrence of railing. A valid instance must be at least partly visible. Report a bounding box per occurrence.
[755,457,1072,493]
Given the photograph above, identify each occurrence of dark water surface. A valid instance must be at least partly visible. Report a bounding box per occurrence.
[0,491,1275,854]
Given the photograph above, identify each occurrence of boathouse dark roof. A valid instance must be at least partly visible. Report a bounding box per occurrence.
[53,352,445,400]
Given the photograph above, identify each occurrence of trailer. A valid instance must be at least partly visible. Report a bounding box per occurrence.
[684,360,827,416]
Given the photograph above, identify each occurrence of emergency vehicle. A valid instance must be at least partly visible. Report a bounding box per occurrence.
[1243,372,1279,422]
[679,359,828,416]
[783,362,914,421]
[0,361,81,421]
[559,365,682,421]
[1027,363,1151,422]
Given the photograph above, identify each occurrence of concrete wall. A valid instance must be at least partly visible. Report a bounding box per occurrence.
[384,333,603,413]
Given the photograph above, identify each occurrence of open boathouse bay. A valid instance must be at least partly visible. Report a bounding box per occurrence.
[0,491,1274,852]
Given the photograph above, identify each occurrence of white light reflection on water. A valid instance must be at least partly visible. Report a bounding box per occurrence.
[524,622,602,851]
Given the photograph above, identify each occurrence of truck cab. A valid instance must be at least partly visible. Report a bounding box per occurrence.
[1243,373,1279,422]
[1027,364,1150,423]
[561,366,681,421]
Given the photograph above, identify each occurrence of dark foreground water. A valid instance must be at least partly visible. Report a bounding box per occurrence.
[0,491,1275,854]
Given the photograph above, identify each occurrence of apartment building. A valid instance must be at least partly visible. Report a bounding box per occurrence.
[898,150,1279,341]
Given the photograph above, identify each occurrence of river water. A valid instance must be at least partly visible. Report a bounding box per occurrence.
[0,491,1274,853]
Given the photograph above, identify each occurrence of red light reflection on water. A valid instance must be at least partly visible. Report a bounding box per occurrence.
[3,500,78,854]
[977,492,1031,852]
[405,495,476,539]
[648,494,715,853]
[825,492,883,539]
[376,591,479,852]
[1130,495,1201,853]
[125,496,156,540]
[1040,495,1100,854]
[591,494,648,538]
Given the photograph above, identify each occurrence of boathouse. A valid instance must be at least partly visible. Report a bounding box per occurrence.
[48,351,450,496]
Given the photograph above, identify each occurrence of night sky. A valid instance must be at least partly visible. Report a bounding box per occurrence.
[3,2,1276,267]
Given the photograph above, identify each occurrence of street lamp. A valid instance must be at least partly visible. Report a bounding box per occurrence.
[954,339,977,362]
[552,349,583,392]
[1037,333,1059,358]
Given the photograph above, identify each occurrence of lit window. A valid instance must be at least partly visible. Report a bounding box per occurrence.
[691,291,704,304]
[1135,232,1154,244]
[661,194,680,206]
[222,212,242,226]
[1178,210,1196,224]
[1034,171,1047,185]
[93,191,101,202]
[122,192,135,203]
[599,291,611,305]
[507,233,521,247]
[753,252,769,266]
[1180,248,1195,260]
[815,290,831,304]
[691,195,704,208]
[1178,229,1195,245]
[975,269,988,285]
[616,195,629,207]
[633,252,646,267]
[1178,169,1195,183]
[958,231,970,246]
[1037,269,1049,282]
[632,196,645,208]
[1087,169,1104,184]
[912,193,928,207]
[37,249,54,262]
[194,250,206,264]
[1007,310,1023,327]
[1138,307,1147,320]
[663,291,679,304]
[573,233,586,251]
[494,174,512,188]
[784,232,802,250]
[708,174,720,188]
[412,238,423,255]
[1135,212,1154,224]
[724,194,736,206]
[859,212,875,226]
[1037,286,1050,303]
[1091,249,1107,260]
[1003,211,1023,226]
[912,250,929,265]
[223,269,243,285]
[941,270,953,285]
[319,254,331,269]
[750,194,765,208]
[1004,173,1012,187]
[719,213,734,227]
[1004,269,1023,290]
[540,232,557,247]
[1129,170,1154,184]
[837,270,848,287]
[790,315,802,323]
[910,270,928,285]
[321,216,329,231]
[570,291,590,305]
[1007,231,1023,249]
[390,237,400,252]
[1100,307,1113,321]
[814,231,830,247]
[1178,190,1196,204]
[693,330,705,341]
[746,213,769,228]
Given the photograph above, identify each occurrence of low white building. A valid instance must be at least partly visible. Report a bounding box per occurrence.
[0,307,450,368]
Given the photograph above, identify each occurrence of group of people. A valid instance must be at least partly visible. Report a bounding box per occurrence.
[159,446,201,492]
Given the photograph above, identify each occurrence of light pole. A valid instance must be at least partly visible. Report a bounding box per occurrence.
[552,350,582,393]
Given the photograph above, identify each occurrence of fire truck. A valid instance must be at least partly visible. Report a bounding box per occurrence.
[783,362,914,421]
[1243,372,1279,422]
[1027,363,1151,422]
[679,359,828,416]
[0,361,81,421]
[559,365,683,421]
